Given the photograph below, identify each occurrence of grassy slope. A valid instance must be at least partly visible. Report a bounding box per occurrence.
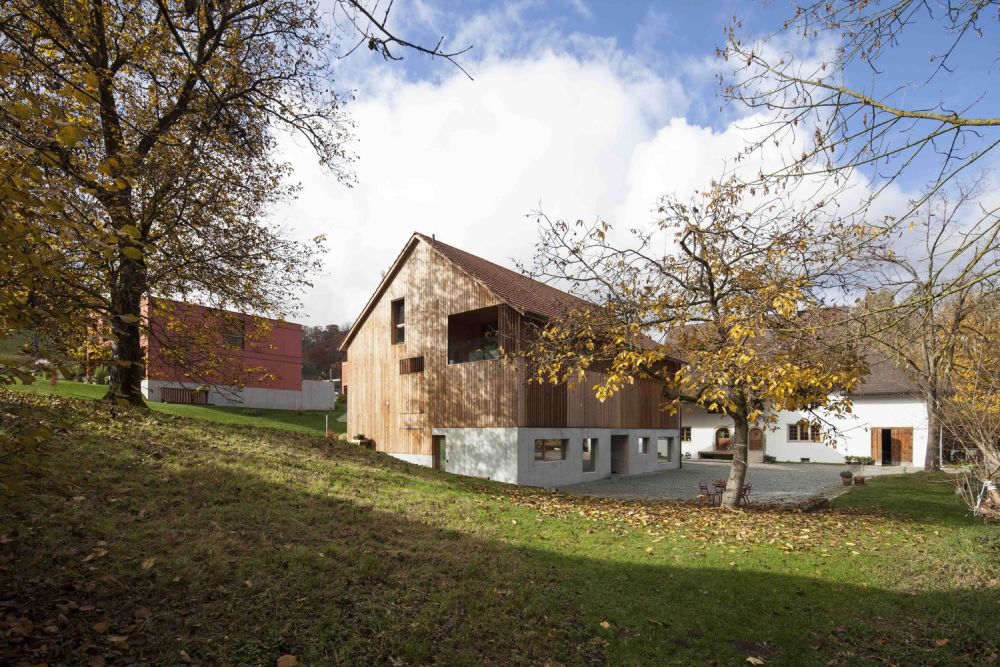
[10,379,345,435]
[1,391,997,666]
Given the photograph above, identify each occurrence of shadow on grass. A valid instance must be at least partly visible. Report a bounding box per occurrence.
[0,397,995,665]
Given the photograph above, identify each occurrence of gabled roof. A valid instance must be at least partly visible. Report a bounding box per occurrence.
[339,233,589,351]
[417,233,589,319]
[851,358,922,397]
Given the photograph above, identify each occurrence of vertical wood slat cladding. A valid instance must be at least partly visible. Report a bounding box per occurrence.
[347,240,518,456]
[523,380,568,427]
[563,372,679,429]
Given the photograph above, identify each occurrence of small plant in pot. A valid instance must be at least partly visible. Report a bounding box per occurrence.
[839,469,854,486]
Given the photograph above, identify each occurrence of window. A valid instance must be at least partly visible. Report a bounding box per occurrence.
[399,356,424,374]
[787,421,822,442]
[582,438,598,472]
[639,436,651,454]
[222,316,245,350]
[680,426,692,442]
[391,298,405,344]
[657,436,674,461]
[448,307,500,364]
[535,439,568,462]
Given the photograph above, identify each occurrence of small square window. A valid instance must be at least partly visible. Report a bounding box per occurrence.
[680,426,692,442]
[222,316,245,350]
[582,438,598,472]
[534,438,567,462]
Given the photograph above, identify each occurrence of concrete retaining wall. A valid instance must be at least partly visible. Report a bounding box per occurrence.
[143,379,335,412]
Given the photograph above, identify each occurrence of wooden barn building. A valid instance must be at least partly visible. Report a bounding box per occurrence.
[339,233,683,486]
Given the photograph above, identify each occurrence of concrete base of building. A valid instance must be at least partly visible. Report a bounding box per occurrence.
[388,452,434,467]
[407,426,684,487]
[142,379,334,411]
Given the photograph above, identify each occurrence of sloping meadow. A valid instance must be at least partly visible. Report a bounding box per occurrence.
[1,391,997,666]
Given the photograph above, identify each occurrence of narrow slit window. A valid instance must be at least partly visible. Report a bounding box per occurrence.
[391,298,405,344]
[582,438,598,472]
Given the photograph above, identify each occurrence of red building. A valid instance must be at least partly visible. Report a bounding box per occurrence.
[142,297,331,410]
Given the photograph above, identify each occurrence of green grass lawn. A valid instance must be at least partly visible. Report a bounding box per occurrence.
[1,390,997,666]
[9,379,345,435]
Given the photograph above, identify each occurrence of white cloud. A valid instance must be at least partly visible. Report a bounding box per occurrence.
[273,49,694,325]
[272,29,921,326]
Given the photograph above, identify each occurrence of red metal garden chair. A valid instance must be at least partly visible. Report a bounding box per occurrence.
[698,481,720,506]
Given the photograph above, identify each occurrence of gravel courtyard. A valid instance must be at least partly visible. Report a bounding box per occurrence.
[561,460,910,505]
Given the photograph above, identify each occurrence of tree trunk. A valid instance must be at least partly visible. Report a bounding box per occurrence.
[721,413,750,509]
[924,393,941,470]
[104,253,147,407]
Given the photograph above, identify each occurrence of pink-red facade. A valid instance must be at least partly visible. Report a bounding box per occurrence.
[143,297,302,390]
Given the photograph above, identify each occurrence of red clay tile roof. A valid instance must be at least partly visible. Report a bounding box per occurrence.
[416,233,590,319]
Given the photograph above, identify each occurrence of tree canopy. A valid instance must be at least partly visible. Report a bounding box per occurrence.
[526,180,869,507]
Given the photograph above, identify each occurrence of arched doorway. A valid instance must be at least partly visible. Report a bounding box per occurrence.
[749,428,764,451]
[714,427,732,450]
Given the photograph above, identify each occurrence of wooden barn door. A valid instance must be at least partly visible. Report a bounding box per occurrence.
[892,427,913,465]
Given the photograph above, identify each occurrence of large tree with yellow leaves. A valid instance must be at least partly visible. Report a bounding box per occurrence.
[0,0,354,403]
[0,0,470,404]
[526,180,869,508]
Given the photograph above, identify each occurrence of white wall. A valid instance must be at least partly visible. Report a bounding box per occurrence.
[301,380,335,411]
[143,379,341,412]
[432,427,519,484]
[681,396,930,468]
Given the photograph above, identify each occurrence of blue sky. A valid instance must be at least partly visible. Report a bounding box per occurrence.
[280,0,999,325]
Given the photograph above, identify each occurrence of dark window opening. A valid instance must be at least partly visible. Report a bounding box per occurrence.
[448,306,500,364]
[222,316,245,350]
[391,298,405,344]
[399,356,424,374]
